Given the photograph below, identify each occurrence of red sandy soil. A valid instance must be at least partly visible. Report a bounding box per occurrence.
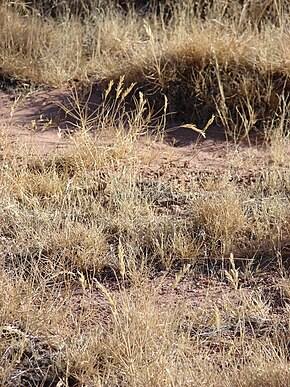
[0,87,69,153]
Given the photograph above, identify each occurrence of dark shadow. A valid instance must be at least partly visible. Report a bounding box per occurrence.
[164,124,227,147]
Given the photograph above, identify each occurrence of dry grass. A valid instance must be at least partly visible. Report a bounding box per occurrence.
[0,99,289,384]
[0,0,289,137]
[0,1,289,386]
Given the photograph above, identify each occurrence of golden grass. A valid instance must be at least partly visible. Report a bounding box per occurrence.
[0,1,289,385]
[0,107,289,383]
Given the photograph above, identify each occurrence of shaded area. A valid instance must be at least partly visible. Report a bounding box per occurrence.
[164,125,226,147]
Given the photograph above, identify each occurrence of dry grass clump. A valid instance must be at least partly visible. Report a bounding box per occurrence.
[0,267,289,385]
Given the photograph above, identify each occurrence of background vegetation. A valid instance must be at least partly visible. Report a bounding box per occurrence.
[1,0,289,135]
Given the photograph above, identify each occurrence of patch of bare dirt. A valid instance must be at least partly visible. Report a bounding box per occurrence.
[0,87,72,153]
